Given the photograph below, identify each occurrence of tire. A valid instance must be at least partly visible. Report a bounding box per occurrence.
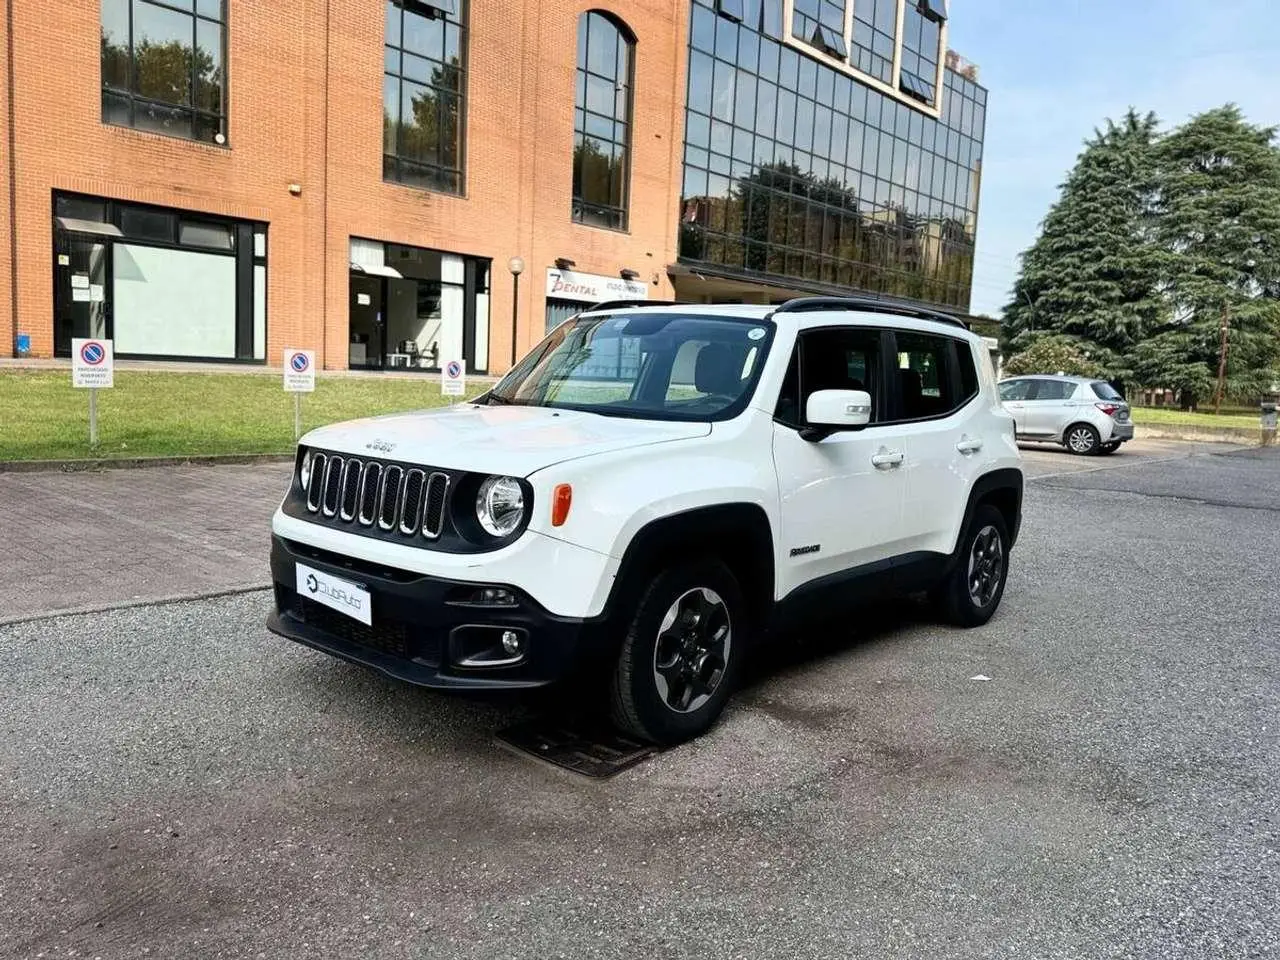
[1065,422,1101,455]
[935,505,1010,628]
[609,559,747,745]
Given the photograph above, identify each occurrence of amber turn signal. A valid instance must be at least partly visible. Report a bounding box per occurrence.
[551,484,573,527]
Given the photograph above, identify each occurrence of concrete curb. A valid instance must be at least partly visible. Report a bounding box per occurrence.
[0,453,296,473]
[1135,425,1263,445]
[0,584,271,629]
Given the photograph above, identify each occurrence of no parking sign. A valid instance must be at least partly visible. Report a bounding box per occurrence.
[442,358,465,397]
[283,348,315,393]
[72,338,114,389]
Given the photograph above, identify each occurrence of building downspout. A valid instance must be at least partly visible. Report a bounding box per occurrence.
[6,0,18,355]
[321,0,330,369]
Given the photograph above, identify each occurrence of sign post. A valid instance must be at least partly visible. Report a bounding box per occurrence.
[442,359,466,402]
[71,338,114,447]
[283,349,316,439]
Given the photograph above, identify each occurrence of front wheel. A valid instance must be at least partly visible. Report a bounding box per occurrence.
[609,560,746,745]
[934,505,1010,628]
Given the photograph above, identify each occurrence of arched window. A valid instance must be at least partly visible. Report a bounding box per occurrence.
[572,11,634,231]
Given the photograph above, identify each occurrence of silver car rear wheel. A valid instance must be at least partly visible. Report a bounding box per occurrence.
[1066,424,1100,455]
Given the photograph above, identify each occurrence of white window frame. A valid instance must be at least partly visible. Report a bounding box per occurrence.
[780,0,950,120]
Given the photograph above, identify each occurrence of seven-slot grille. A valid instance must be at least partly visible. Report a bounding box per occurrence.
[304,453,449,538]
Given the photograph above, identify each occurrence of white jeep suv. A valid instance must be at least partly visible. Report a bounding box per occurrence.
[267,297,1023,744]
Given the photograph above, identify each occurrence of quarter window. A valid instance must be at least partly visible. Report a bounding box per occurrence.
[100,0,227,144]
[573,12,635,231]
[383,0,468,195]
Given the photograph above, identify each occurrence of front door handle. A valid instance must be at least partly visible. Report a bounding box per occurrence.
[871,450,904,469]
[956,437,983,455]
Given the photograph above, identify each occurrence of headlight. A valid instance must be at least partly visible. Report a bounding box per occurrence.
[299,449,315,488]
[476,476,525,538]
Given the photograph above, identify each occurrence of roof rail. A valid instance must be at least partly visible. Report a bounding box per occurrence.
[770,296,970,330]
[585,298,683,312]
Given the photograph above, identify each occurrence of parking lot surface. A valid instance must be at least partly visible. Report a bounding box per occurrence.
[2,444,1278,958]
[0,437,1239,626]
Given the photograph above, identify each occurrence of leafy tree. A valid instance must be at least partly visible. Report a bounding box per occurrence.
[1144,105,1280,408]
[1003,334,1107,378]
[1002,109,1164,368]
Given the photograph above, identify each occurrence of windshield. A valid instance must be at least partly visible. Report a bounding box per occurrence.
[484,312,776,421]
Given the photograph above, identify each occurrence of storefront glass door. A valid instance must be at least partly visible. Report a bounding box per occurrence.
[54,236,111,356]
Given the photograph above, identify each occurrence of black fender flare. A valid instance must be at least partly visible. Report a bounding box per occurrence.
[601,502,776,639]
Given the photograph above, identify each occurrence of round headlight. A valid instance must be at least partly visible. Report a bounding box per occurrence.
[476,476,525,538]
[299,449,315,488]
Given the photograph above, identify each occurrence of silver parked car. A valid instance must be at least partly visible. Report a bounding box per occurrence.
[998,374,1134,455]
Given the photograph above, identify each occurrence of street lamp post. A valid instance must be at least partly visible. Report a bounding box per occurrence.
[508,256,525,370]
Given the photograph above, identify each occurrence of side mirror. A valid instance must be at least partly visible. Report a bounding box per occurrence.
[801,389,872,441]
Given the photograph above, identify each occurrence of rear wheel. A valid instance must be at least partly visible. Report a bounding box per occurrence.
[609,560,746,745]
[935,505,1010,628]
[1065,423,1100,455]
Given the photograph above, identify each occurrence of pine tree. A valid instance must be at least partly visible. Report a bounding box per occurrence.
[1137,105,1280,408]
[1001,109,1165,376]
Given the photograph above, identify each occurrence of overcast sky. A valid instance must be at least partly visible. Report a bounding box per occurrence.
[945,0,1280,318]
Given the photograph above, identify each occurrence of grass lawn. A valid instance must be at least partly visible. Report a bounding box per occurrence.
[0,370,489,462]
[1129,406,1261,430]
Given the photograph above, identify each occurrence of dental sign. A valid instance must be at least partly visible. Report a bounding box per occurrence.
[545,268,648,304]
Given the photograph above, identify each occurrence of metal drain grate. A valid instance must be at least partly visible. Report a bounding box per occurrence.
[495,719,662,779]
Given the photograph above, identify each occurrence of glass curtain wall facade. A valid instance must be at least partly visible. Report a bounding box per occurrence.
[679,0,986,311]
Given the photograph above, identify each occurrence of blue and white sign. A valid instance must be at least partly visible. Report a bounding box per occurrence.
[71,338,114,388]
[442,358,465,397]
[283,348,316,393]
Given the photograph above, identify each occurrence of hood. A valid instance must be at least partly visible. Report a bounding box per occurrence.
[300,403,711,477]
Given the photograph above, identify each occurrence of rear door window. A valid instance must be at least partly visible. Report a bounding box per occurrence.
[1029,379,1074,401]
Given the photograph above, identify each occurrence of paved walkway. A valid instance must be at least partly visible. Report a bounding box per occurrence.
[0,438,1249,625]
[0,462,291,624]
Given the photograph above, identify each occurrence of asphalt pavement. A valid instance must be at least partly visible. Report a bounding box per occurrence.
[1,443,1278,959]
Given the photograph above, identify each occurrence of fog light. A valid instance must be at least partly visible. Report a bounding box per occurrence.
[501,630,522,655]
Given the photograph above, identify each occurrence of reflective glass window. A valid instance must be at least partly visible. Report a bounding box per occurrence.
[101,0,226,144]
[383,0,467,195]
[572,12,635,231]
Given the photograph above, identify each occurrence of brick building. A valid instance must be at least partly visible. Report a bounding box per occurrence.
[1,0,986,374]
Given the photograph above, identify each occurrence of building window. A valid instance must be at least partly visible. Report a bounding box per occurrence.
[52,192,267,361]
[851,0,896,84]
[348,239,490,373]
[100,0,227,144]
[900,1,942,105]
[572,11,635,232]
[383,0,467,195]
[792,0,847,60]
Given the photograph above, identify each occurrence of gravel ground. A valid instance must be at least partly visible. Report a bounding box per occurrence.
[1,447,1277,959]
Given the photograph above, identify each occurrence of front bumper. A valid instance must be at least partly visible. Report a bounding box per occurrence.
[267,535,613,690]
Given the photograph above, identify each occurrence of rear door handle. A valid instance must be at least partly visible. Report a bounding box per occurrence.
[956,437,983,455]
[872,450,905,469]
